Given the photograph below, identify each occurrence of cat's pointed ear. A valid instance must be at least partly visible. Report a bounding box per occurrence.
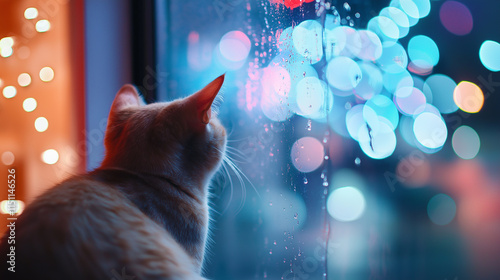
[110,84,143,115]
[190,74,225,124]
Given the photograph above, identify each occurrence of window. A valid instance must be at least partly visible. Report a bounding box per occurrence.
[146,0,500,279]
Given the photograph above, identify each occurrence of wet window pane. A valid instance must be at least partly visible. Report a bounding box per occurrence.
[155,0,500,279]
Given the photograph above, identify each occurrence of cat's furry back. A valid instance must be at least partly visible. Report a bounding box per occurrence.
[0,75,227,280]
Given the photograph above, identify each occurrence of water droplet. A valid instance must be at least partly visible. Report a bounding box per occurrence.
[273,241,277,245]
[269,202,273,206]
[269,250,273,254]
[355,12,360,18]
[303,71,306,77]
[355,157,361,166]
[323,181,329,187]
[306,119,312,131]
[343,2,351,12]
[303,177,308,184]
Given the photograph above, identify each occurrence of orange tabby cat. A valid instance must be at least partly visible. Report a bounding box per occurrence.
[0,75,227,280]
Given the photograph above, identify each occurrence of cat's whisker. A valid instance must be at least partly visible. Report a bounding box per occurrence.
[220,160,234,215]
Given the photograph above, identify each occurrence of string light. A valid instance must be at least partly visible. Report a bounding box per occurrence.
[2,86,17,99]
[24,7,38,19]
[36,19,51,33]
[18,73,32,87]
[23,97,37,112]
[41,149,59,164]
[34,117,49,132]
[39,67,54,82]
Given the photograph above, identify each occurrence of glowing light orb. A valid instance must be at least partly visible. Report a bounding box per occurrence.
[23,98,37,112]
[42,149,59,165]
[35,117,49,132]
[346,105,365,141]
[24,7,38,19]
[358,121,397,159]
[219,31,251,62]
[367,16,399,44]
[427,194,456,226]
[0,37,14,48]
[18,73,31,87]
[292,20,323,64]
[383,69,413,93]
[440,1,473,36]
[36,19,51,33]
[380,7,410,38]
[452,125,480,160]
[0,200,25,215]
[479,40,500,72]
[1,151,15,165]
[408,35,439,69]
[364,95,399,130]
[394,86,426,116]
[399,0,420,18]
[261,66,293,122]
[390,0,419,27]
[356,30,383,61]
[296,77,325,116]
[376,42,408,73]
[326,56,362,91]
[453,81,484,113]
[3,86,17,99]
[327,186,366,222]
[355,62,383,100]
[424,74,458,114]
[324,26,347,60]
[413,112,447,149]
[291,137,324,173]
[339,27,362,58]
[39,67,55,82]
[412,0,431,18]
[0,47,13,58]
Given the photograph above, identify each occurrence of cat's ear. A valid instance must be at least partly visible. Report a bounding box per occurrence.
[110,84,143,115]
[190,74,225,124]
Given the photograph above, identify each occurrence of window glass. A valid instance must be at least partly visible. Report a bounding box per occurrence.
[156,1,500,279]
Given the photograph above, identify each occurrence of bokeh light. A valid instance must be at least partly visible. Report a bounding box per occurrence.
[35,117,49,132]
[479,40,500,72]
[345,105,365,141]
[23,97,37,112]
[427,194,456,226]
[219,30,251,62]
[439,1,473,36]
[1,151,15,165]
[376,42,408,73]
[292,20,323,64]
[41,149,59,165]
[39,66,55,82]
[355,61,383,100]
[452,125,480,160]
[413,112,447,149]
[296,77,325,116]
[3,85,17,98]
[394,86,426,116]
[356,30,383,61]
[18,73,32,87]
[323,26,346,60]
[424,74,458,114]
[0,200,25,215]
[326,56,362,91]
[327,186,366,222]
[408,35,439,69]
[383,69,413,93]
[358,121,397,159]
[364,95,399,130]
[367,16,399,44]
[260,65,293,122]
[36,19,51,32]
[380,7,410,38]
[453,81,484,113]
[24,7,38,19]
[291,137,324,173]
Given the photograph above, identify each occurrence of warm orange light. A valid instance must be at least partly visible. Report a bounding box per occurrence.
[453,81,484,113]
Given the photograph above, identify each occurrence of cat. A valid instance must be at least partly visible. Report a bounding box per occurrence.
[0,75,227,280]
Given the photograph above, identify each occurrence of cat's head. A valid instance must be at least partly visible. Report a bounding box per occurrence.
[101,75,227,187]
